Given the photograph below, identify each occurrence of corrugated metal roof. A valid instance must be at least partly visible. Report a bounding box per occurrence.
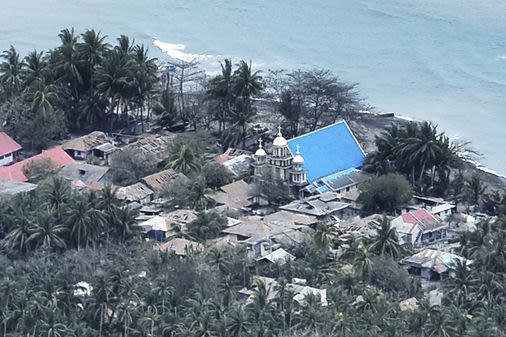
[287,121,366,182]
[0,132,22,157]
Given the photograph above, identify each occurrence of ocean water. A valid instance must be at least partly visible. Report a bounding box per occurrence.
[2,0,506,174]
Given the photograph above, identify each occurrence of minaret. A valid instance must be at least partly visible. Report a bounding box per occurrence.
[253,137,267,177]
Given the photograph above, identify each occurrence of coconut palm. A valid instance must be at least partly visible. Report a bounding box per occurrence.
[312,223,337,252]
[166,143,201,174]
[132,44,158,132]
[23,49,47,87]
[112,206,139,241]
[206,58,234,131]
[41,177,71,212]
[78,29,109,91]
[0,45,24,97]
[26,78,59,117]
[369,216,404,259]
[464,175,486,207]
[27,209,67,251]
[353,245,373,280]
[226,304,250,337]
[233,60,263,100]
[54,28,83,99]
[65,194,105,249]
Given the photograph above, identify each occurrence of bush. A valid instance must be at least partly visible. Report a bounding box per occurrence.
[109,148,158,186]
[202,162,232,189]
[188,211,227,241]
[369,256,418,296]
[357,173,413,214]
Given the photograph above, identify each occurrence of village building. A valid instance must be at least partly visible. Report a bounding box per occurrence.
[211,179,256,211]
[239,276,328,306]
[263,210,318,228]
[0,147,74,182]
[157,238,203,256]
[400,249,471,281]
[122,135,173,163]
[256,248,295,265]
[214,148,253,177]
[414,196,456,220]
[140,168,186,197]
[0,132,22,166]
[116,183,154,204]
[0,180,37,200]
[252,121,367,197]
[279,191,356,221]
[59,162,111,187]
[336,214,384,238]
[62,131,112,160]
[391,209,448,248]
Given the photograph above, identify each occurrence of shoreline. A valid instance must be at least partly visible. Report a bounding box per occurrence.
[350,111,506,189]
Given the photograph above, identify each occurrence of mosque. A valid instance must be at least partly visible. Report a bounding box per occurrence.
[252,120,369,197]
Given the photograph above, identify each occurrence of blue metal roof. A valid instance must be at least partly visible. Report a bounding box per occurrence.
[287,121,366,183]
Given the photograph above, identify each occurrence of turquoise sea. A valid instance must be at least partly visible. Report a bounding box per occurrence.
[2,0,506,175]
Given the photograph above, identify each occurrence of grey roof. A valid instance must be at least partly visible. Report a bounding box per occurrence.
[94,142,116,154]
[223,154,253,176]
[280,192,350,217]
[59,162,109,185]
[0,180,37,198]
[322,169,370,191]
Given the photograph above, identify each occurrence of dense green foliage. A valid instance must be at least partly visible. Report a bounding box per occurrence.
[0,178,138,255]
[0,29,159,150]
[364,122,461,196]
[358,173,413,214]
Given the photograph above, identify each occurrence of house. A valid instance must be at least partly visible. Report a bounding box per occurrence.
[141,169,186,196]
[138,216,171,241]
[400,249,471,281]
[252,121,366,197]
[0,180,37,200]
[157,238,203,256]
[336,214,384,238]
[211,179,256,210]
[62,131,110,160]
[239,276,327,306]
[0,132,22,166]
[122,135,173,163]
[413,196,456,220]
[59,162,111,187]
[214,148,251,164]
[304,168,370,195]
[279,192,355,221]
[392,209,448,248]
[256,248,295,265]
[117,183,154,204]
[0,147,74,182]
[93,143,117,164]
[263,210,318,227]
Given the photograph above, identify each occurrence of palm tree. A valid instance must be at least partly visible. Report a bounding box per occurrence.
[151,278,174,314]
[369,216,404,259]
[112,206,139,241]
[227,304,250,337]
[0,45,24,97]
[132,44,158,132]
[166,143,201,174]
[27,209,67,251]
[41,177,71,212]
[206,58,234,131]
[23,49,47,87]
[398,122,442,187]
[78,29,109,92]
[464,175,486,207]
[312,223,337,252]
[1,206,32,255]
[95,48,135,132]
[153,89,178,128]
[233,60,263,100]
[55,28,83,99]
[25,78,59,118]
[353,245,373,280]
[65,194,105,249]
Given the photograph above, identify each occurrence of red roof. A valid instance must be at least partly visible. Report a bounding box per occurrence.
[401,209,443,229]
[0,132,22,157]
[0,147,74,182]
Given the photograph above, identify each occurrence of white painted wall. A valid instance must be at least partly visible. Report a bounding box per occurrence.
[0,153,14,166]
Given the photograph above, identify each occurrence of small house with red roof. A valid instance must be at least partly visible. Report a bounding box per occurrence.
[0,147,74,182]
[391,209,448,248]
[0,132,22,166]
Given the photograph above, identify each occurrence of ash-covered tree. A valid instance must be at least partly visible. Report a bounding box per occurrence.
[254,169,293,205]
[188,211,227,241]
[357,173,413,214]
